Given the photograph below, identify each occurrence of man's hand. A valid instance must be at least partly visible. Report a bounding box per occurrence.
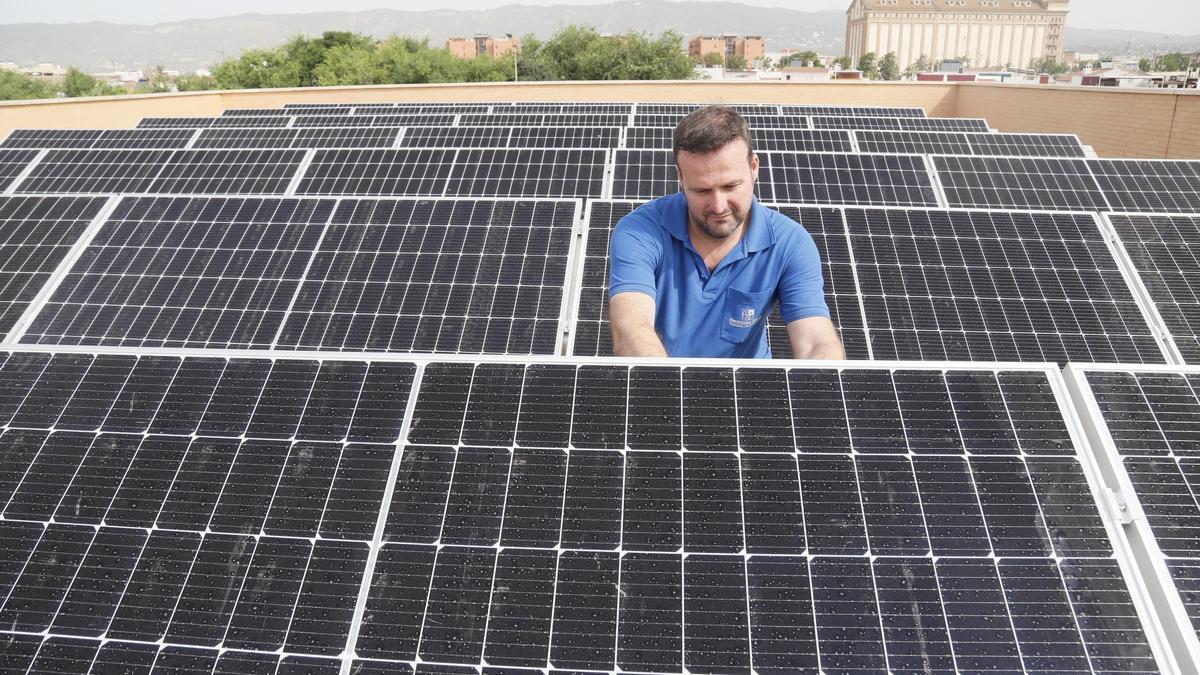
[786,316,845,360]
[610,292,668,357]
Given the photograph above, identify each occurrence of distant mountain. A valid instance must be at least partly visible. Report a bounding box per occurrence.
[0,1,846,73]
[0,1,1195,73]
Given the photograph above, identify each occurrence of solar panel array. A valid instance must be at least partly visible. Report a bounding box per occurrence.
[1,98,1200,673]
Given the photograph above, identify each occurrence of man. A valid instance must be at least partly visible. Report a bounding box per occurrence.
[608,105,845,359]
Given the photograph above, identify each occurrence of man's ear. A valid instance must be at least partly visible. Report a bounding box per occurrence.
[750,153,760,181]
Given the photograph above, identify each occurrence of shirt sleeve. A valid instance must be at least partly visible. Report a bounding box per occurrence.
[777,226,831,323]
[608,211,662,300]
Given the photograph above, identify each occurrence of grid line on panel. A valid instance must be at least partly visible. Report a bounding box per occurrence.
[20,196,335,349]
[848,207,1165,364]
[1088,159,1200,213]
[1108,213,1200,364]
[781,105,926,117]
[933,155,1111,211]
[443,149,607,198]
[459,113,630,127]
[17,148,173,194]
[811,116,990,132]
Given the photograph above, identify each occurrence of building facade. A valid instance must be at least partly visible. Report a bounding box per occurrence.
[688,35,765,67]
[845,0,1068,70]
[446,34,520,59]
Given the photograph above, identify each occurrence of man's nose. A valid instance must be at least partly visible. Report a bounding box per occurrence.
[710,191,728,213]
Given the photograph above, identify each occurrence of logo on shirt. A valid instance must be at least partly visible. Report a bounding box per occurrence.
[728,305,761,329]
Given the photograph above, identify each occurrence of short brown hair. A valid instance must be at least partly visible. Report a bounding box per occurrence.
[672,105,754,161]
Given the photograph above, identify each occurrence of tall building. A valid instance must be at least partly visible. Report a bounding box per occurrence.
[689,35,766,67]
[845,0,1068,70]
[446,34,520,60]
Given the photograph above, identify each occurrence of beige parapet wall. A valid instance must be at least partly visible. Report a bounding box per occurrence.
[0,80,1197,158]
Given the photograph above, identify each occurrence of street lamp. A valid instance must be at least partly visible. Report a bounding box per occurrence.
[507,33,518,82]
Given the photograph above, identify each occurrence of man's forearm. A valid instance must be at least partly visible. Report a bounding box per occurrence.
[612,323,669,357]
[798,335,845,360]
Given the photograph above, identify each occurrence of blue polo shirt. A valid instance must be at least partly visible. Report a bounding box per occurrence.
[609,192,829,358]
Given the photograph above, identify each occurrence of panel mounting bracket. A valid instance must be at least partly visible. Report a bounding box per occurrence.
[1102,487,1143,525]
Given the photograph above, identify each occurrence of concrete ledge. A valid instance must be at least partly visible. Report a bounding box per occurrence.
[1,80,1196,158]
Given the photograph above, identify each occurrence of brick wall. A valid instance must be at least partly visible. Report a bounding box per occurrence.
[956,83,1200,159]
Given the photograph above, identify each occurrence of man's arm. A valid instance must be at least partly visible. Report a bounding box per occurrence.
[610,292,668,357]
[786,316,845,359]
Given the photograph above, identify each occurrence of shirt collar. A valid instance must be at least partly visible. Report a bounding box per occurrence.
[660,193,776,254]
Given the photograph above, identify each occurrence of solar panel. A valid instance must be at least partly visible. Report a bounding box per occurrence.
[293,114,456,128]
[933,155,1111,211]
[571,200,869,359]
[1088,159,1200,213]
[813,116,990,132]
[1107,213,1200,363]
[507,126,620,149]
[1074,365,1200,664]
[194,127,403,149]
[1,130,197,153]
[624,127,853,152]
[444,149,607,198]
[848,207,1165,364]
[0,348,414,671]
[296,149,456,196]
[148,149,306,195]
[783,104,926,117]
[633,113,809,128]
[275,198,578,354]
[21,196,333,348]
[505,103,633,114]
[0,350,1172,672]
[968,132,1086,158]
[137,116,292,129]
[636,103,782,115]
[385,103,492,114]
[759,152,939,206]
[855,130,976,155]
[1,129,104,149]
[459,113,630,127]
[0,196,109,336]
[136,117,217,129]
[0,148,39,191]
[17,148,176,194]
[221,107,309,116]
[396,126,511,148]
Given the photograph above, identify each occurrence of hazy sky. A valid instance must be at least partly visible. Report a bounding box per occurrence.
[4,0,1197,34]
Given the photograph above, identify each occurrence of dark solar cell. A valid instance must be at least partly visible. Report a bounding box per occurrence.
[296,149,456,195]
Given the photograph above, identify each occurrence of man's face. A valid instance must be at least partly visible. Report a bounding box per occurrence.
[675,138,760,242]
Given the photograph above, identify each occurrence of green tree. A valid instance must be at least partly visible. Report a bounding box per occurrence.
[761,56,773,70]
[62,67,124,97]
[0,70,58,100]
[834,55,852,70]
[1028,56,1071,75]
[701,52,725,67]
[879,52,900,80]
[314,44,378,85]
[858,52,878,78]
[799,50,820,67]
[725,54,748,71]
[1153,52,1192,71]
[145,65,174,93]
[175,73,219,91]
[905,53,932,77]
[1139,57,1152,71]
